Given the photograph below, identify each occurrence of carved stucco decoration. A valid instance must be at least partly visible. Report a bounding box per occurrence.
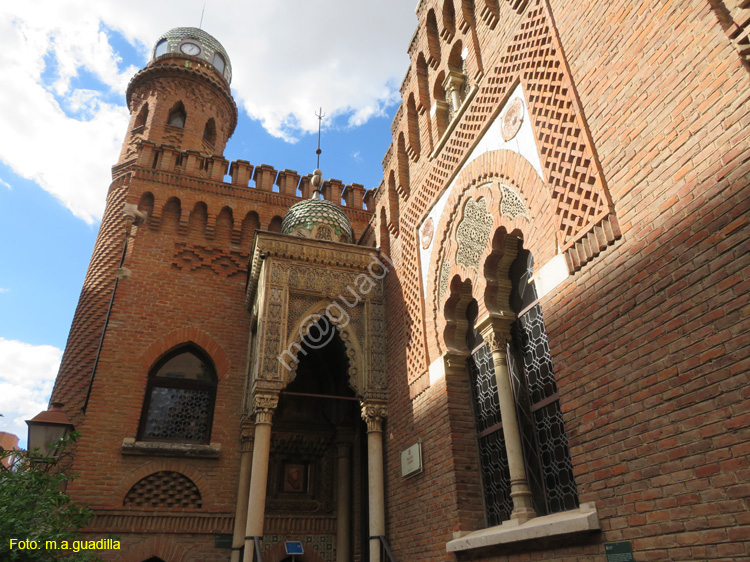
[501,97,524,141]
[288,311,360,387]
[259,275,285,383]
[315,225,333,241]
[499,183,531,220]
[368,302,387,389]
[247,234,388,404]
[421,217,434,249]
[288,294,319,327]
[438,258,451,304]
[285,264,383,302]
[422,161,541,361]
[455,197,494,270]
[361,402,388,432]
[253,393,279,423]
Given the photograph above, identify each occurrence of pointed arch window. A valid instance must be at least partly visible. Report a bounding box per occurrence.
[138,346,217,443]
[134,103,149,130]
[203,118,217,148]
[167,102,186,128]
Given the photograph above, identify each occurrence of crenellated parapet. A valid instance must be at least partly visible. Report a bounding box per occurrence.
[132,141,370,213]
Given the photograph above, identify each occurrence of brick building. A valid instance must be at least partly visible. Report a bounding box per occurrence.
[49,1,750,561]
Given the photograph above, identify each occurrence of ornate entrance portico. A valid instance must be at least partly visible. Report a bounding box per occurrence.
[236,231,389,562]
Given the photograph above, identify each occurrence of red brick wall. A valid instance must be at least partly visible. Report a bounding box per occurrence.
[51,0,750,559]
[54,51,373,561]
[376,0,750,560]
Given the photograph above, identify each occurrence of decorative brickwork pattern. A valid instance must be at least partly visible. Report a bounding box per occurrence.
[171,242,249,277]
[391,0,620,384]
[49,176,130,424]
[404,0,617,272]
[123,471,202,509]
[711,0,750,68]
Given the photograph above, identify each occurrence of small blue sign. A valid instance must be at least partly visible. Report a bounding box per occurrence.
[285,541,304,555]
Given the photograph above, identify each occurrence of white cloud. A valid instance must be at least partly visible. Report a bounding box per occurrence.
[0,288,9,293]
[0,338,62,448]
[0,178,11,190]
[0,1,415,222]
[0,7,132,224]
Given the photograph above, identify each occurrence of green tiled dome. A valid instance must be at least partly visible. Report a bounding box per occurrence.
[282,198,353,243]
[153,27,232,84]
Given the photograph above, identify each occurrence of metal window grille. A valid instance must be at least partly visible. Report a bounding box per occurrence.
[509,301,579,515]
[467,344,513,526]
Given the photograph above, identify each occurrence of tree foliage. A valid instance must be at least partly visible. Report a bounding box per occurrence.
[0,432,102,561]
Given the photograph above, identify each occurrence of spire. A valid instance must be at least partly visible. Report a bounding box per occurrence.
[311,108,326,200]
[315,107,325,169]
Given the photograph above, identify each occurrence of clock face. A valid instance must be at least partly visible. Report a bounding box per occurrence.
[180,42,201,56]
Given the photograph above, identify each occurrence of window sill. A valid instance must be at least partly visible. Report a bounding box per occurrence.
[445,502,600,552]
[121,438,221,458]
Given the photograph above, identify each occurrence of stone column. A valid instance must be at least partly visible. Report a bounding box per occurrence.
[479,321,537,523]
[242,393,278,562]
[443,69,466,114]
[335,429,353,562]
[231,428,254,562]
[362,402,387,562]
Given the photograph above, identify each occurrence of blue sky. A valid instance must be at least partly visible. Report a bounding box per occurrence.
[0,0,416,446]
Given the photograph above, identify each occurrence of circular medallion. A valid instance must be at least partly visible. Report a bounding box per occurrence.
[421,217,434,249]
[501,98,524,141]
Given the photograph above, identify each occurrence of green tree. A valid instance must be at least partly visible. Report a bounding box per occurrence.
[0,432,102,561]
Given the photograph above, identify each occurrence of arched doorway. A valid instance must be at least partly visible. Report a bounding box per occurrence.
[264,316,367,562]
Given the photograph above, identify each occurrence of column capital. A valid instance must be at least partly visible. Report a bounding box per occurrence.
[252,392,278,424]
[476,313,515,352]
[361,401,388,432]
[240,426,255,452]
[442,68,466,94]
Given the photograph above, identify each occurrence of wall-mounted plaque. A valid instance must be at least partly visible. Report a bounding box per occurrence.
[605,542,635,562]
[400,441,423,478]
[214,535,232,549]
[285,541,304,555]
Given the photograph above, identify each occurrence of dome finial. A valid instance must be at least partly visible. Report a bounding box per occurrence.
[311,168,323,200]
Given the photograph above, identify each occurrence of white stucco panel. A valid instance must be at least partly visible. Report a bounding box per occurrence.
[417,83,544,302]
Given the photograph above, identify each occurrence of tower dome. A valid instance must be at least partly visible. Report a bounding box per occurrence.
[152,27,232,84]
[282,197,354,243]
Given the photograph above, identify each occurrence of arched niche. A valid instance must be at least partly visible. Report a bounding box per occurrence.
[282,300,366,398]
[423,149,554,361]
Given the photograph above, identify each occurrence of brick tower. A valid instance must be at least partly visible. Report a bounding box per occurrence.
[51,27,239,425]
[49,27,376,561]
